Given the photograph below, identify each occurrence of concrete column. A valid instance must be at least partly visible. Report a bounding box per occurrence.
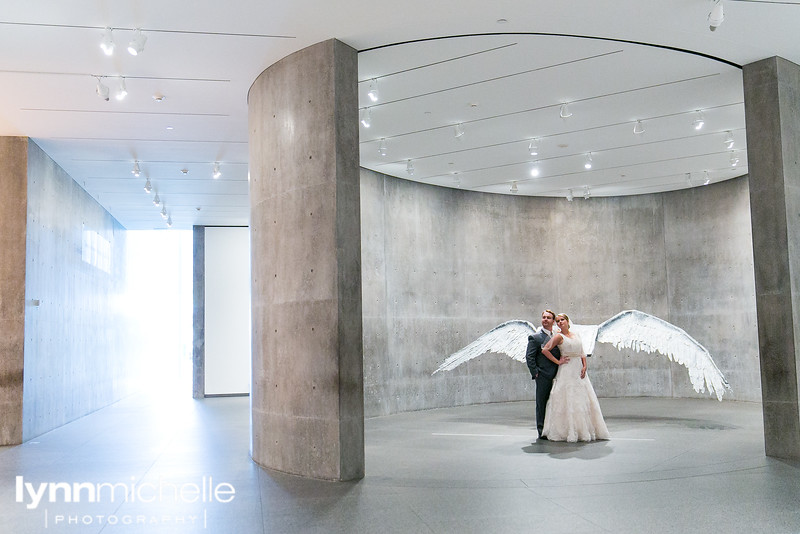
[192,225,205,399]
[248,39,363,480]
[744,56,800,460]
[0,137,28,445]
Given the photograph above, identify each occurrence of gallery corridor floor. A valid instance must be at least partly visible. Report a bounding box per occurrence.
[1,390,798,533]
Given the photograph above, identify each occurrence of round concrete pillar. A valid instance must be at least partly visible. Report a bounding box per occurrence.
[248,39,364,480]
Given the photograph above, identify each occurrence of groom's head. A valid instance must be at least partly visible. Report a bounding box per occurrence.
[541,310,555,330]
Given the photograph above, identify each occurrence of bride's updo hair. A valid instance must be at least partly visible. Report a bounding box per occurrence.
[555,313,570,324]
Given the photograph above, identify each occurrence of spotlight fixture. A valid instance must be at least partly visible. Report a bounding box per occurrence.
[167,215,173,228]
[724,131,735,149]
[584,153,593,170]
[143,178,152,193]
[100,27,115,56]
[708,0,724,31]
[730,152,740,167]
[528,139,538,156]
[152,92,166,103]
[633,120,645,134]
[95,78,110,101]
[367,79,379,103]
[115,77,127,101]
[406,159,415,176]
[692,111,705,130]
[583,186,591,200]
[454,123,465,138]
[131,161,141,177]
[161,205,168,220]
[127,28,147,56]
[703,171,711,185]
[566,189,574,202]
[378,138,387,157]
[360,108,371,128]
[153,193,161,206]
[212,162,222,179]
[530,163,540,177]
[510,181,518,194]
[559,103,572,119]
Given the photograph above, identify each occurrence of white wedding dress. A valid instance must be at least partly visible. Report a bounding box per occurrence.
[542,332,610,442]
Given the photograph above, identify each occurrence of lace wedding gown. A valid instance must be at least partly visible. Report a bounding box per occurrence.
[541,332,610,442]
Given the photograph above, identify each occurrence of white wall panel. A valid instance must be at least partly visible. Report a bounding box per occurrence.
[204,227,251,395]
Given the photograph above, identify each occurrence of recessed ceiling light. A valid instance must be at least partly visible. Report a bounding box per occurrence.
[181,168,189,175]
[152,93,166,103]
[166,126,173,130]
[497,18,508,24]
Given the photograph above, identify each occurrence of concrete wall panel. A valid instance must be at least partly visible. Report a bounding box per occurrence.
[22,140,137,440]
[0,137,28,445]
[361,169,760,417]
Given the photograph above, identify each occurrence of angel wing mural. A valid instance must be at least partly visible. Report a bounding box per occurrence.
[432,310,732,401]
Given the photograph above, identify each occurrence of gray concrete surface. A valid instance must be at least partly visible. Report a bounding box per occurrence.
[0,137,28,445]
[2,392,797,533]
[361,168,759,417]
[744,56,800,460]
[191,226,205,399]
[248,39,364,480]
[21,140,137,441]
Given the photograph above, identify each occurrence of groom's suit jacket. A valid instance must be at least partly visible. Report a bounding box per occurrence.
[525,328,561,380]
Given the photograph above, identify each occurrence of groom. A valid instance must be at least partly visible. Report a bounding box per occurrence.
[525,309,562,439]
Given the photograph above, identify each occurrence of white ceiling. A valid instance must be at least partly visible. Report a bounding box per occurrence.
[1,0,798,230]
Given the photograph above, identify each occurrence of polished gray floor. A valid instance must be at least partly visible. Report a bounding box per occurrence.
[1,389,799,533]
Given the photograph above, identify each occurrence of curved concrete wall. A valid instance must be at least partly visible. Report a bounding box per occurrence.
[361,168,759,417]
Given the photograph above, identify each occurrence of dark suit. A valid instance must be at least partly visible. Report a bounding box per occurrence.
[525,329,561,437]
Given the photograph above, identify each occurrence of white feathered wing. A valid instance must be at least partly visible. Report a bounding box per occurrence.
[431,320,537,374]
[593,310,731,401]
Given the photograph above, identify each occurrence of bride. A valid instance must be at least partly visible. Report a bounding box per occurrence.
[540,313,610,442]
